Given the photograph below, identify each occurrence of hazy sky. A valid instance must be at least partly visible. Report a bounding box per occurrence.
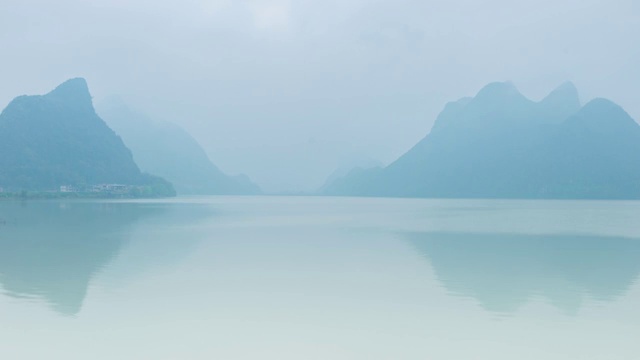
[1,0,639,192]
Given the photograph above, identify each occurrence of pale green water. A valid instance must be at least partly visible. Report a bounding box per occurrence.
[0,196,639,359]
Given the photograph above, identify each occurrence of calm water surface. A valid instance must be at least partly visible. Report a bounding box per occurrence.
[0,196,639,359]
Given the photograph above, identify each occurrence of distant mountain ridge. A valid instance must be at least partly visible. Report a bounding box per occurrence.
[97,99,261,195]
[323,82,640,199]
[0,78,174,196]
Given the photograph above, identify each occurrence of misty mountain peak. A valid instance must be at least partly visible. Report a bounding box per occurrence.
[0,79,175,195]
[45,78,93,109]
[541,81,580,106]
[581,97,624,114]
[554,81,578,95]
[538,81,581,123]
[466,81,532,116]
[97,100,262,195]
[325,81,640,199]
[573,98,637,130]
[474,81,524,102]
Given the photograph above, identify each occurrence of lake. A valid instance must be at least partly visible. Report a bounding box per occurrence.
[0,196,639,359]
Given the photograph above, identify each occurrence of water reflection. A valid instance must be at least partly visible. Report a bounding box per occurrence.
[0,200,211,316]
[407,232,640,314]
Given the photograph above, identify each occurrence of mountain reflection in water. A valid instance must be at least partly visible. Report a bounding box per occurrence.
[0,200,212,316]
[407,231,640,314]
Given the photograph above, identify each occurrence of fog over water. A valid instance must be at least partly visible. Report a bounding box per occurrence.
[1,0,639,192]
